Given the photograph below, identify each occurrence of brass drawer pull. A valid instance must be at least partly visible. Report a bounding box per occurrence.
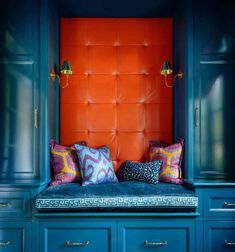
[0,241,11,247]
[65,241,90,247]
[224,240,235,247]
[144,240,168,247]
[0,203,11,207]
[223,202,235,208]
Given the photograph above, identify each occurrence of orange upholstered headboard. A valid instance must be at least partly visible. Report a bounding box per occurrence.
[60,18,173,170]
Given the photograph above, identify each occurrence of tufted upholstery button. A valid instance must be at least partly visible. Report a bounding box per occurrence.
[112,71,120,76]
[85,70,92,76]
[144,42,149,47]
[140,70,149,76]
[114,41,120,47]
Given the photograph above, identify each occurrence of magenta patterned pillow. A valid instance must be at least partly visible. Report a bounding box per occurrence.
[50,140,82,186]
[149,139,184,184]
[74,144,118,186]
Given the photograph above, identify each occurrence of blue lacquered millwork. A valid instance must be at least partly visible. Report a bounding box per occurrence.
[39,221,117,252]
[193,0,235,180]
[0,222,31,252]
[173,0,195,181]
[58,0,177,17]
[39,0,59,182]
[118,220,195,252]
[204,221,235,252]
[0,191,31,218]
[0,0,40,180]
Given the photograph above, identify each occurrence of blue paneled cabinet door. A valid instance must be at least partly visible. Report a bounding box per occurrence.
[0,0,39,179]
[193,0,235,180]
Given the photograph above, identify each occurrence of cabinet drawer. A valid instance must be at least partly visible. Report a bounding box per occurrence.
[0,191,30,217]
[204,221,235,252]
[119,221,195,252]
[39,221,116,252]
[0,222,31,252]
[204,190,235,217]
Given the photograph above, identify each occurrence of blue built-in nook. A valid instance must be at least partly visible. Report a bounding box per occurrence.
[0,0,235,251]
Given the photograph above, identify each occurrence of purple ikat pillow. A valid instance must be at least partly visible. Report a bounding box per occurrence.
[74,144,118,186]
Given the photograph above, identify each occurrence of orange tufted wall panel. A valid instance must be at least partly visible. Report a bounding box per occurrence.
[60,18,173,170]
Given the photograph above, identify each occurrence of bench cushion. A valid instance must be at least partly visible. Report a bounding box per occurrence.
[36,182,198,210]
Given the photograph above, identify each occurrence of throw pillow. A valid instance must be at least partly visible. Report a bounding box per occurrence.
[49,139,83,186]
[123,160,162,184]
[74,144,118,186]
[149,139,184,184]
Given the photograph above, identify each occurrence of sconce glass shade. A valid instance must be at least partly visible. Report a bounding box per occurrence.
[161,61,173,75]
[61,60,73,75]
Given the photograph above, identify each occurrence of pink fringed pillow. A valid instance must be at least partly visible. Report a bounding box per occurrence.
[49,140,85,186]
[149,139,184,184]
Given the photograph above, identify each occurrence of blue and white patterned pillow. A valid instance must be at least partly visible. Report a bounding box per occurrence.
[74,144,118,186]
[123,160,162,184]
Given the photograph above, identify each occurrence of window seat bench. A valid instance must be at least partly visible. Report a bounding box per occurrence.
[35,181,198,211]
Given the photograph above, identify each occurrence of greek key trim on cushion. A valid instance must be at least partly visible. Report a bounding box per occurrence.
[36,195,198,209]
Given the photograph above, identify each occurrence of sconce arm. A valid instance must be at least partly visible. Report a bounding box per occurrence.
[163,73,183,88]
[173,73,183,84]
[49,73,70,88]
[164,74,173,88]
[60,75,69,88]
[49,73,60,83]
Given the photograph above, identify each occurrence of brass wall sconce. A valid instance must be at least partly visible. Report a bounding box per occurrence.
[49,60,73,88]
[160,61,183,88]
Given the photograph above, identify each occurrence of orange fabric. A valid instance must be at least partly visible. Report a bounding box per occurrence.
[60,18,173,170]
